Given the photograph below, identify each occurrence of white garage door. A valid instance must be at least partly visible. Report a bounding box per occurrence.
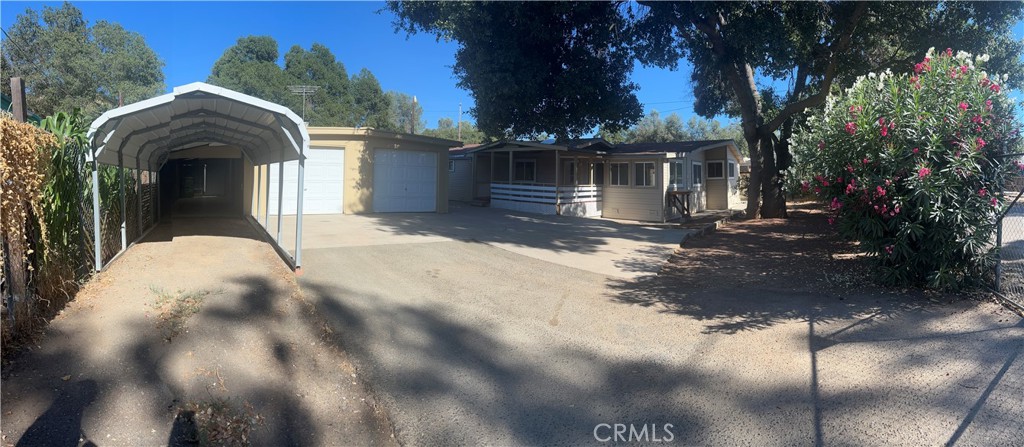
[267,148,345,214]
[373,149,437,212]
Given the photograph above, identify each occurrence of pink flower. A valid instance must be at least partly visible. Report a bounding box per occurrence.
[863,158,870,165]
[814,187,821,194]
[822,180,830,187]
[846,183,855,194]
[846,165,855,173]
[960,65,968,74]
[801,181,810,192]
[976,138,986,149]
[878,117,889,137]
[893,206,901,214]
[876,186,886,197]
[914,63,924,74]
[845,122,857,135]
[1017,161,1024,171]
[884,179,891,186]
[830,197,842,210]
[945,48,953,56]
[991,197,999,207]
[913,147,920,154]
[991,83,1001,93]
[818,140,825,150]
[971,115,983,124]
[827,217,835,225]
[979,188,988,197]
[918,167,932,178]
[837,177,844,183]
[959,102,969,112]
[885,245,894,254]
[986,100,993,110]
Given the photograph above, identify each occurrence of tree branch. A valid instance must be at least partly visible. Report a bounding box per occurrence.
[766,2,868,131]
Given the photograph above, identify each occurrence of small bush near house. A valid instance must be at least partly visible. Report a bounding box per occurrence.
[793,48,1023,289]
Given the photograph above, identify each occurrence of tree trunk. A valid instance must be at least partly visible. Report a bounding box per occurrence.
[758,130,787,218]
[744,132,762,217]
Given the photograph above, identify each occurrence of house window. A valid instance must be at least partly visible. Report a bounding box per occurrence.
[669,162,686,185]
[634,162,656,187]
[610,162,629,186]
[728,161,736,178]
[514,160,536,182]
[707,161,725,179]
[565,160,576,185]
[593,162,605,185]
[449,160,456,172]
[692,162,703,186]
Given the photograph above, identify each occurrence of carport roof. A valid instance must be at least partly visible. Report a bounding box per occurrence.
[87,82,309,171]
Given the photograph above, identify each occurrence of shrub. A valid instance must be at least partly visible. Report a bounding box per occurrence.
[793,48,1023,289]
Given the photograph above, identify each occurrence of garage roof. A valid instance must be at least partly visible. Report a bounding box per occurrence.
[87,82,309,171]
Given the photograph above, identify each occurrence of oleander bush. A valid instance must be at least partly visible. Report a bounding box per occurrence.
[793,48,1024,289]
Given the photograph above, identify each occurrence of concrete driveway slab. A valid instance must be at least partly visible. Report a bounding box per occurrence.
[272,204,691,279]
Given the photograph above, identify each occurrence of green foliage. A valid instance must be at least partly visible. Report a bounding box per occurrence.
[2,2,165,119]
[207,36,405,130]
[37,109,90,274]
[350,69,393,130]
[208,36,289,104]
[598,111,748,155]
[793,49,1023,289]
[422,117,489,144]
[389,1,642,139]
[387,91,424,134]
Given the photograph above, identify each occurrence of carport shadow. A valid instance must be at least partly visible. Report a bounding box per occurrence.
[139,217,261,243]
[362,204,685,256]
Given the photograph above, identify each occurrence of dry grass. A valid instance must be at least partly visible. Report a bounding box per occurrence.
[148,287,217,342]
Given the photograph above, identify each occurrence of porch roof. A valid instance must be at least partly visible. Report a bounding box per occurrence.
[469,138,613,155]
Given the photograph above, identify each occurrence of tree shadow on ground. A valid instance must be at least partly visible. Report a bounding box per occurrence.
[353,204,686,256]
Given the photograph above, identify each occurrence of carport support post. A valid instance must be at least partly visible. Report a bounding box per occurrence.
[255,163,262,223]
[155,170,161,223]
[135,158,143,237]
[276,160,284,243]
[508,150,513,185]
[264,165,271,227]
[91,148,103,271]
[118,149,126,251]
[554,151,560,215]
[295,150,305,268]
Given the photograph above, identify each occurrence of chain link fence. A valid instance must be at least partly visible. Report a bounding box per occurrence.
[994,173,1024,311]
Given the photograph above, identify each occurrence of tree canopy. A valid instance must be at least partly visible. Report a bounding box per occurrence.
[389,1,1024,217]
[422,117,489,144]
[1,2,165,119]
[207,36,398,130]
[389,1,642,139]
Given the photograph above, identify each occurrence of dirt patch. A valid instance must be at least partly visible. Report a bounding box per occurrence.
[0,217,397,446]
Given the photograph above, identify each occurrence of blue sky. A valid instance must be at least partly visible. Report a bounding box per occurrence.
[2,2,1022,130]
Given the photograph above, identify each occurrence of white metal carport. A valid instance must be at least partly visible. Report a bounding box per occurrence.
[86,82,309,271]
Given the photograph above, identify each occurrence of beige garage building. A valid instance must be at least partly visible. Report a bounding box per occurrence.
[252,127,461,218]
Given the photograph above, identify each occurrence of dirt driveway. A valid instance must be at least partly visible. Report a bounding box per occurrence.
[298,206,1024,445]
[1,218,394,446]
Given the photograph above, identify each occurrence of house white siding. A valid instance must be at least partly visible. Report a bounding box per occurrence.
[448,158,473,202]
[705,146,730,210]
[602,159,666,222]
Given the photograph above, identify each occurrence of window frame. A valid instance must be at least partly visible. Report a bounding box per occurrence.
[706,161,725,180]
[728,161,737,178]
[669,161,686,186]
[609,162,630,186]
[634,161,656,188]
[449,160,456,172]
[691,162,703,187]
[593,162,605,186]
[513,159,537,183]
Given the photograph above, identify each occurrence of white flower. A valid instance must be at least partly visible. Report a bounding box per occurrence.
[926,47,936,58]
[976,54,991,64]
[955,50,971,61]
[868,72,877,79]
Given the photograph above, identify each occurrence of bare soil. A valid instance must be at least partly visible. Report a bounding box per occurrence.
[0,217,396,446]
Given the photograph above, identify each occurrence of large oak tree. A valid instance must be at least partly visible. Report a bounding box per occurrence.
[389,1,1024,217]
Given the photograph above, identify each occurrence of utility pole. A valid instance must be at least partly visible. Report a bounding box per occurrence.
[458,102,462,141]
[287,85,320,123]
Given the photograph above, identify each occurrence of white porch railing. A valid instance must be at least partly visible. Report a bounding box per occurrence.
[490,183,602,217]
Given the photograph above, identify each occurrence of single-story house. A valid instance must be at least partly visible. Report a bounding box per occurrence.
[461,138,745,222]
[253,127,461,216]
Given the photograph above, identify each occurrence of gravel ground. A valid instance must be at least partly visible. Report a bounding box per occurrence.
[1,217,395,447]
[299,206,1024,446]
